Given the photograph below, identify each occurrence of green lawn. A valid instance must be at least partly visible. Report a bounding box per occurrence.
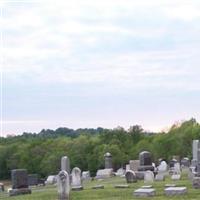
[1,173,200,200]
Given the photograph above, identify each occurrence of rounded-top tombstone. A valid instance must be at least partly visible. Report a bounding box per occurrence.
[138,151,154,171]
[104,152,112,169]
[125,170,137,183]
[61,156,70,174]
[71,167,83,190]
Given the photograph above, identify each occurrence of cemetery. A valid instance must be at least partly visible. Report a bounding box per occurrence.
[1,140,200,199]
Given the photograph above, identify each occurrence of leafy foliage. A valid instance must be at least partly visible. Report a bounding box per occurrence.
[0,118,199,179]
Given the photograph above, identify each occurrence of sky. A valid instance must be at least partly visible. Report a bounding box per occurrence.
[1,0,200,136]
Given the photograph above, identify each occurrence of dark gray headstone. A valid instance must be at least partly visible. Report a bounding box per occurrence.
[181,158,190,167]
[104,152,112,169]
[28,174,38,186]
[139,151,152,166]
[138,151,154,171]
[9,169,31,196]
[11,169,28,189]
[125,170,137,183]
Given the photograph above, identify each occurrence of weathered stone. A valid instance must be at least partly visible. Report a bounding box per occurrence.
[138,151,154,171]
[165,187,187,196]
[104,152,112,169]
[46,175,57,185]
[82,171,91,180]
[139,151,152,166]
[174,163,181,174]
[71,167,83,190]
[141,185,152,189]
[165,184,176,187]
[57,170,70,200]
[158,161,168,172]
[61,156,70,174]
[192,140,199,166]
[135,171,145,180]
[192,177,200,189]
[92,185,104,189]
[9,169,31,197]
[181,157,190,167]
[134,188,156,197]
[171,174,181,181]
[114,184,129,188]
[155,173,165,181]
[0,183,4,192]
[96,169,113,179]
[11,169,29,189]
[129,160,140,171]
[144,170,154,184]
[115,168,125,176]
[125,170,137,183]
[126,164,130,171]
[28,174,38,186]
[9,188,31,196]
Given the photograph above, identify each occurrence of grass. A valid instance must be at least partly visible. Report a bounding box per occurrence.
[1,172,200,200]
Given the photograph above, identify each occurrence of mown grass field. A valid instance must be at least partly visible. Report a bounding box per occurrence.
[1,172,200,200]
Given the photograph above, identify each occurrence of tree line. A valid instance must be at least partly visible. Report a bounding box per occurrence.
[0,118,199,179]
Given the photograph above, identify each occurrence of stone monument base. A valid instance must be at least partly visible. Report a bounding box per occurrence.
[9,188,31,196]
[134,188,156,197]
[193,177,200,189]
[71,186,83,191]
[138,165,154,171]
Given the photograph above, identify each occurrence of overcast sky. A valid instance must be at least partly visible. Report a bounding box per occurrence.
[1,0,200,136]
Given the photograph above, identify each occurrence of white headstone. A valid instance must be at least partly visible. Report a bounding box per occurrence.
[174,163,181,174]
[61,156,70,174]
[144,171,154,184]
[115,168,125,176]
[82,171,91,180]
[57,170,70,200]
[158,161,168,172]
[96,169,113,179]
[71,167,83,190]
[126,164,130,171]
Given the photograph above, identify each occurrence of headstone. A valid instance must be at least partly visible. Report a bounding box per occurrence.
[61,156,70,174]
[57,170,70,200]
[171,174,181,181]
[46,175,57,185]
[9,169,31,196]
[155,173,165,181]
[71,167,83,190]
[92,185,104,189]
[158,161,168,172]
[82,171,91,180]
[141,185,152,189]
[0,183,4,192]
[181,157,190,167]
[96,169,113,179]
[174,163,181,174]
[134,188,156,197]
[28,174,38,186]
[138,151,154,171]
[135,171,145,180]
[125,170,137,183]
[165,184,176,187]
[144,170,154,184]
[169,159,177,168]
[192,140,199,166]
[115,168,125,176]
[164,187,187,196]
[192,177,200,189]
[114,184,129,188]
[126,164,130,171]
[129,160,140,171]
[104,152,112,169]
